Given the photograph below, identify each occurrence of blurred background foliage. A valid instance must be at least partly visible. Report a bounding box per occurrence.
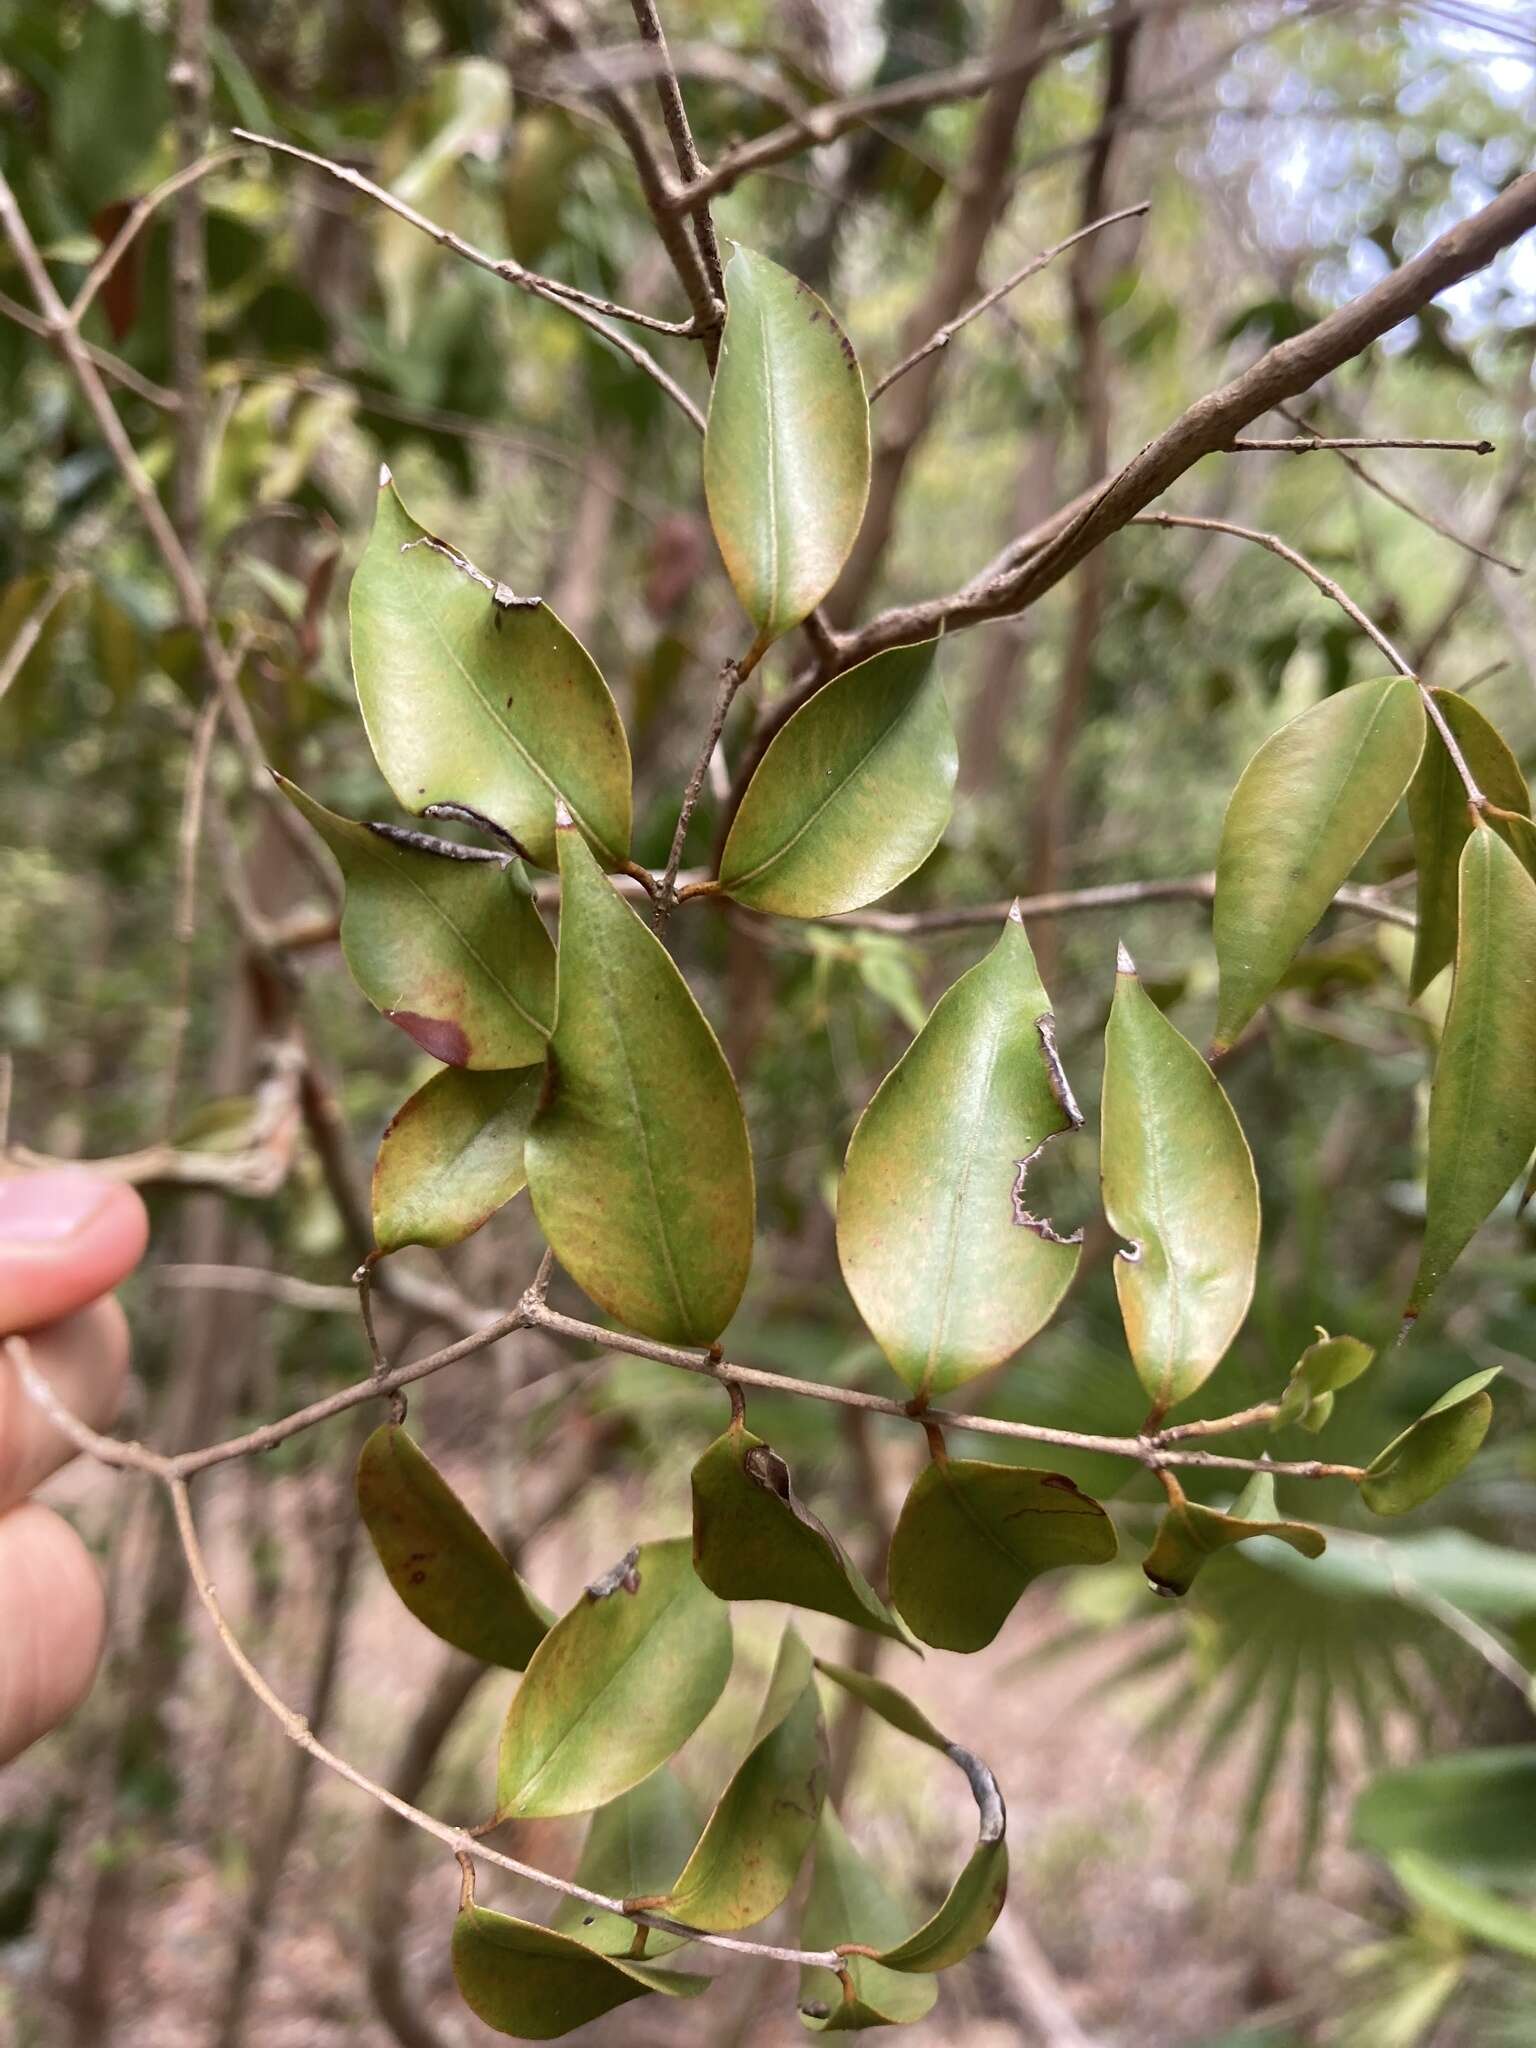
[0,1,1534,2043]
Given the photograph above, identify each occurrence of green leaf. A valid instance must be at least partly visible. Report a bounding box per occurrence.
[1274,1330,1375,1432]
[1408,827,1536,1317]
[1353,1747,1536,1882]
[1101,949,1260,1418]
[277,777,554,1069]
[717,641,955,917]
[372,1066,540,1253]
[550,1771,701,1958]
[888,1458,1116,1652]
[497,1538,732,1820]
[691,1426,910,1643]
[836,906,1081,1401]
[703,246,871,652]
[1142,1474,1326,1597]
[355,1426,552,1669]
[525,818,755,1345]
[349,475,632,868]
[452,1902,706,2039]
[1390,1851,1536,1961]
[798,1807,939,2031]
[1361,1370,1497,1516]
[56,9,169,212]
[813,1662,1008,1974]
[1407,688,1531,996]
[1212,675,1425,1049]
[653,1625,827,1932]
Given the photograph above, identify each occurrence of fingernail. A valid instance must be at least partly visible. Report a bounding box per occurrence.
[0,1173,115,1245]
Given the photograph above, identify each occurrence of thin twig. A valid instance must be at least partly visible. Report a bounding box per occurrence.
[654,650,757,930]
[69,147,239,333]
[870,202,1150,401]
[1130,511,1487,809]
[809,873,1416,935]
[155,1264,359,1312]
[0,286,181,407]
[628,0,726,308]
[0,572,80,703]
[231,129,706,433]
[1224,435,1494,455]
[160,683,224,1136]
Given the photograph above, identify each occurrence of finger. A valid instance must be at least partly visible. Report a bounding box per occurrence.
[0,1298,131,1513]
[0,1501,107,1765]
[0,1174,149,1335]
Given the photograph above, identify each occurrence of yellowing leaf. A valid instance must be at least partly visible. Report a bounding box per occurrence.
[349,476,631,867]
[549,1771,700,1958]
[451,1902,706,2039]
[691,1425,910,1643]
[525,819,755,1345]
[717,640,955,917]
[497,1538,731,1820]
[1407,687,1531,996]
[355,1426,552,1669]
[372,1066,540,1253]
[1212,675,1425,1049]
[1409,827,1536,1318]
[1101,949,1260,1419]
[703,246,870,653]
[888,1459,1116,1652]
[654,1626,827,1933]
[836,906,1080,1401]
[277,777,554,1069]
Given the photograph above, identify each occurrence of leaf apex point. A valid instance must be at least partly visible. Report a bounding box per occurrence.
[553,797,574,829]
[378,461,392,488]
[1116,939,1136,976]
[1006,897,1024,924]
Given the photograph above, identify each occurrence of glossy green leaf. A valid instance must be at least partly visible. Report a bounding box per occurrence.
[1408,827,1536,1318]
[814,1661,1008,1973]
[837,906,1081,1401]
[691,1425,910,1643]
[1142,1472,1326,1597]
[703,245,870,652]
[798,1807,939,2032]
[888,1458,1116,1652]
[1353,1747,1536,1882]
[1407,688,1531,995]
[1273,1329,1375,1432]
[654,1626,827,1932]
[277,777,554,1069]
[1212,675,1425,1049]
[355,1426,552,1669]
[717,641,955,917]
[525,819,755,1345]
[452,1902,706,2039]
[349,475,631,867]
[550,1771,701,1958]
[1390,1851,1536,1960]
[1361,1370,1497,1516]
[497,1538,732,1820]
[1101,949,1260,1418]
[372,1066,540,1253]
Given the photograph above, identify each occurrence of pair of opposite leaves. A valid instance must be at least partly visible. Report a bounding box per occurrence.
[1213,673,1536,1320]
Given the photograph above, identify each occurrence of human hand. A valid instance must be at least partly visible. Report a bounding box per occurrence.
[0,1171,148,1764]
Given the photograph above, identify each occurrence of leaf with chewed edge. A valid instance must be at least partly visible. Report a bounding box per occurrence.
[1101,947,1260,1419]
[497,1538,732,1820]
[349,473,631,867]
[356,1426,552,1668]
[836,905,1081,1401]
[277,776,554,1069]
[372,1065,540,1252]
